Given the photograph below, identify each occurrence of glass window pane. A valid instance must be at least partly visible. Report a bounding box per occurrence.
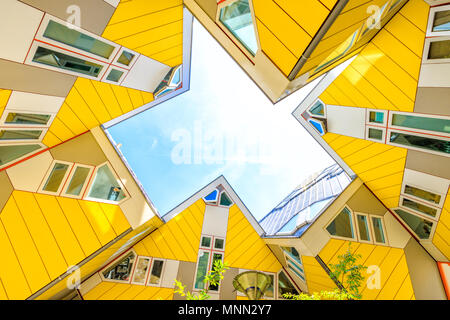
[117,51,135,66]
[0,129,42,140]
[106,69,124,82]
[220,192,233,206]
[394,209,433,239]
[402,198,437,218]
[194,251,210,289]
[131,256,151,284]
[326,207,354,238]
[32,46,103,77]
[219,0,258,55]
[389,132,450,155]
[208,253,223,291]
[0,144,41,166]
[371,217,385,243]
[309,101,325,116]
[170,67,181,86]
[43,163,70,193]
[65,166,91,196]
[102,251,135,282]
[428,40,450,60]
[357,215,370,241]
[391,114,450,134]
[43,20,115,59]
[264,274,274,298]
[87,164,126,202]
[214,238,224,250]
[368,128,383,140]
[201,236,211,248]
[149,260,164,285]
[5,113,51,125]
[369,111,384,124]
[433,10,450,32]
[278,271,299,299]
[287,263,305,281]
[204,189,218,202]
[404,185,441,205]
[281,246,302,266]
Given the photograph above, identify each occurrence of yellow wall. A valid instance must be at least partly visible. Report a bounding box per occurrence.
[42,78,154,147]
[102,0,184,67]
[318,0,429,112]
[0,190,130,300]
[318,239,415,300]
[433,190,450,260]
[0,89,11,118]
[302,255,337,293]
[83,281,173,300]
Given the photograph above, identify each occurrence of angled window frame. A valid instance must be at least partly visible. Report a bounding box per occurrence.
[203,188,220,204]
[368,214,389,246]
[113,47,140,70]
[0,109,56,128]
[426,4,450,37]
[392,207,437,242]
[0,127,48,144]
[130,255,152,286]
[277,269,300,299]
[39,160,74,196]
[306,99,327,119]
[366,109,388,126]
[388,110,450,138]
[102,66,128,85]
[399,195,441,221]
[99,249,137,284]
[354,212,373,244]
[146,257,166,287]
[365,125,386,143]
[61,163,95,199]
[0,142,46,170]
[325,205,357,241]
[422,36,450,64]
[400,180,446,209]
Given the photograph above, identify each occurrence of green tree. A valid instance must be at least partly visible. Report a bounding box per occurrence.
[174,260,229,300]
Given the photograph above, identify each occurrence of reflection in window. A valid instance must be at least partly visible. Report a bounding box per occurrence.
[326,207,354,239]
[204,189,219,203]
[220,192,233,206]
[404,185,441,205]
[5,112,51,125]
[132,256,151,284]
[102,251,136,282]
[208,253,223,291]
[149,259,164,285]
[369,111,384,124]
[391,114,450,134]
[389,132,450,155]
[371,217,386,244]
[394,209,433,240]
[402,198,437,218]
[433,10,450,32]
[309,100,325,117]
[278,270,299,299]
[356,214,371,242]
[0,144,41,166]
[43,20,115,59]
[428,40,450,60]
[368,128,383,141]
[287,263,305,281]
[33,46,103,77]
[0,129,42,140]
[87,164,126,202]
[194,251,210,290]
[106,69,124,82]
[214,238,224,250]
[201,236,212,248]
[43,163,70,193]
[65,166,91,196]
[281,247,302,266]
[219,0,258,56]
[117,51,135,66]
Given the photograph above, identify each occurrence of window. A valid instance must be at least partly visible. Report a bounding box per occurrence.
[194,235,225,291]
[219,0,258,56]
[326,207,355,239]
[389,131,450,156]
[102,251,136,283]
[308,118,327,136]
[367,127,384,141]
[391,113,450,134]
[63,165,93,198]
[131,256,151,285]
[371,217,386,244]
[194,250,210,290]
[117,51,136,66]
[0,144,42,167]
[369,111,385,124]
[219,191,233,206]
[148,259,164,286]
[106,69,124,83]
[214,238,225,250]
[428,39,450,60]
[356,214,371,242]
[43,20,115,59]
[86,163,126,202]
[41,162,71,194]
[32,46,104,78]
[401,197,438,218]
[394,208,434,240]
[287,264,305,281]
[4,112,51,126]
[432,9,450,32]
[308,100,325,118]
[278,270,299,299]
[201,236,212,249]
[281,247,302,266]
[204,189,219,203]
[208,253,224,291]
[404,185,442,206]
[0,129,43,141]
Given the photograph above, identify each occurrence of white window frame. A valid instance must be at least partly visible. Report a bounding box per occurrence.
[422,36,450,64]
[426,4,450,37]
[192,249,214,292]
[0,127,48,144]
[35,14,120,64]
[102,65,129,85]
[399,195,441,222]
[200,235,213,250]
[213,236,226,251]
[203,188,220,204]
[146,258,166,287]
[388,111,450,138]
[130,256,152,286]
[39,160,74,196]
[61,163,95,199]
[83,161,129,204]
[366,109,388,126]
[99,249,137,284]
[284,254,306,283]
[392,207,437,242]
[306,99,327,119]
[0,142,46,170]
[325,205,357,241]
[368,214,389,246]
[0,109,56,128]
[401,180,446,209]
[113,47,140,70]
[365,125,386,143]
[218,190,234,208]
[354,212,373,244]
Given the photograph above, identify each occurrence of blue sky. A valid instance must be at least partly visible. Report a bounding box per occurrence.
[108,20,335,220]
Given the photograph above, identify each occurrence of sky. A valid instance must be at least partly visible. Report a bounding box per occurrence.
[108,20,335,220]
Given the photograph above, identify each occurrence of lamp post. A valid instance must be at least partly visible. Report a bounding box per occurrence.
[232,271,272,300]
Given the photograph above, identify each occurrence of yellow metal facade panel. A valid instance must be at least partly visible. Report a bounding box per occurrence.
[224,205,281,273]
[84,281,173,300]
[302,255,337,293]
[433,190,450,260]
[0,89,12,118]
[102,0,183,66]
[318,239,415,300]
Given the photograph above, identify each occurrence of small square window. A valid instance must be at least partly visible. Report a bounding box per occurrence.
[214,238,224,250]
[42,162,70,193]
[117,51,135,66]
[201,236,212,248]
[369,111,384,124]
[106,69,124,82]
[371,217,386,244]
[368,128,383,141]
